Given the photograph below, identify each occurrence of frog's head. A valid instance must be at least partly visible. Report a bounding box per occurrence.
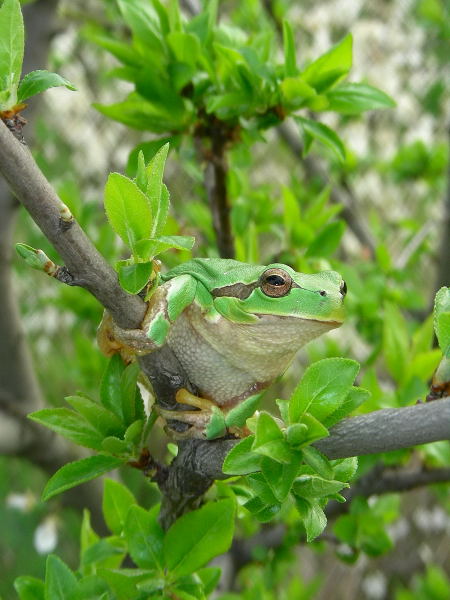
[211,263,346,339]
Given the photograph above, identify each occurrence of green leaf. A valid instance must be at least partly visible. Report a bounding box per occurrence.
[65,395,124,438]
[383,303,409,382]
[261,456,300,502]
[322,387,370,428]
[73,575,113,599]
[0,0,24,109]
[124,505,164,571]
[42,455,125,501]
[282,20,297,77]
[80,537,126,569]
[28,408,103,450]
[145,143,170,237]
[104,172,152,250]
[94,93,190,132]
[133,235,195,260]
[302,446,334,479]
[332,457,358,482]
[164,499,235,578]
[326,83,395,114]
[252,412,292,463]
[117,260,153,294]
[289,358,360,423]
[280,77,316,109]
[300,413,330,445]
[305,220,345,258]
[434,287,450,357]
[44,555,78,600]
[100,354,126,420]
[294,497,327,541]
[17,70,76,103]
[296,116,346,162]
[14,576,45,600]
[102,478,136,535]
[121,361,140,425]
[301,34,352,92]
[293,474,347,498]
[167,31,201,67]
[222,435,262,475]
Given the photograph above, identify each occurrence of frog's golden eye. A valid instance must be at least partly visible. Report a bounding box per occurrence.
[260,268,293,298]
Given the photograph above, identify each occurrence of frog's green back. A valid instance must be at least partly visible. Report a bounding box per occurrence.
[161,258,269,291]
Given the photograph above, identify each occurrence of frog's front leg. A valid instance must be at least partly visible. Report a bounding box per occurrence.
[97,274,197,360]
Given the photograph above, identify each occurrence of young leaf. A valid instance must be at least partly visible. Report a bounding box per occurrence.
[28,408,103,450]
[222,435,262,475]
[434,287,450,357]
[305,220,346,258]
[17,70,76,103]
[383,303,409,382]
[65,395,124,438]
[146,143,170,237]
[14,576,45,600]
[294,497,327,541]
[124,505,164,571]
[121,361,140,425]
[293,474,347,498]
[0,0,24,109]
[322,387,370,428]
[100,354,126,419]
[102,478,136,535]
[282,20,297,77]
[289,358,360,423]
[326,82,395,114]
[261,456,300,502]
[164,499,235,578]
[252,412,292,463]
[117,260,153,294]
[44,555,78,600]
[301,34,352,92]
[296,116,346,162]
[104,173,152,250]
[42,455,125,501]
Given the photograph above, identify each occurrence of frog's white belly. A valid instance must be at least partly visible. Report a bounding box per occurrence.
[166,304,334,406]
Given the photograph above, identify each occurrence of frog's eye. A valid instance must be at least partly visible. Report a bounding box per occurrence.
[260,268,293,298]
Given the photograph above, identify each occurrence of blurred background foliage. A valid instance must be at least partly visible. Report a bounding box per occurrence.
[3,0,449,598]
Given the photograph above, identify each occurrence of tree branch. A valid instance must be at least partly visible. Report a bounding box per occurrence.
[155,397,450,527]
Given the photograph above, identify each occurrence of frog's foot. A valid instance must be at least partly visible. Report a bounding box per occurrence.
[158,389,227,440]
[97,310,156,362]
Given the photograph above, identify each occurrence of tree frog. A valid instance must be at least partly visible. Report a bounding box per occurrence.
[98,258,346,439]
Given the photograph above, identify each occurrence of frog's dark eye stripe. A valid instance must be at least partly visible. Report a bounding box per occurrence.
[260,268,292,298]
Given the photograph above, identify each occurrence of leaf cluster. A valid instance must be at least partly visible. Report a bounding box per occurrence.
[15,479,235,600]
[89,0,394,164]
[104,144,194,294]
[223,358,367,541]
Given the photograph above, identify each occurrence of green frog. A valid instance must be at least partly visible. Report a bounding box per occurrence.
[98,258,346,439]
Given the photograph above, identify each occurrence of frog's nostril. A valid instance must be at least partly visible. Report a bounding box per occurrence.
[340,281,347,297]
[319,290,327,297]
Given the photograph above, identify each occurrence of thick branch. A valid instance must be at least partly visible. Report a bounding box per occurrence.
[161,398,450,505]
[0,120,146,329]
